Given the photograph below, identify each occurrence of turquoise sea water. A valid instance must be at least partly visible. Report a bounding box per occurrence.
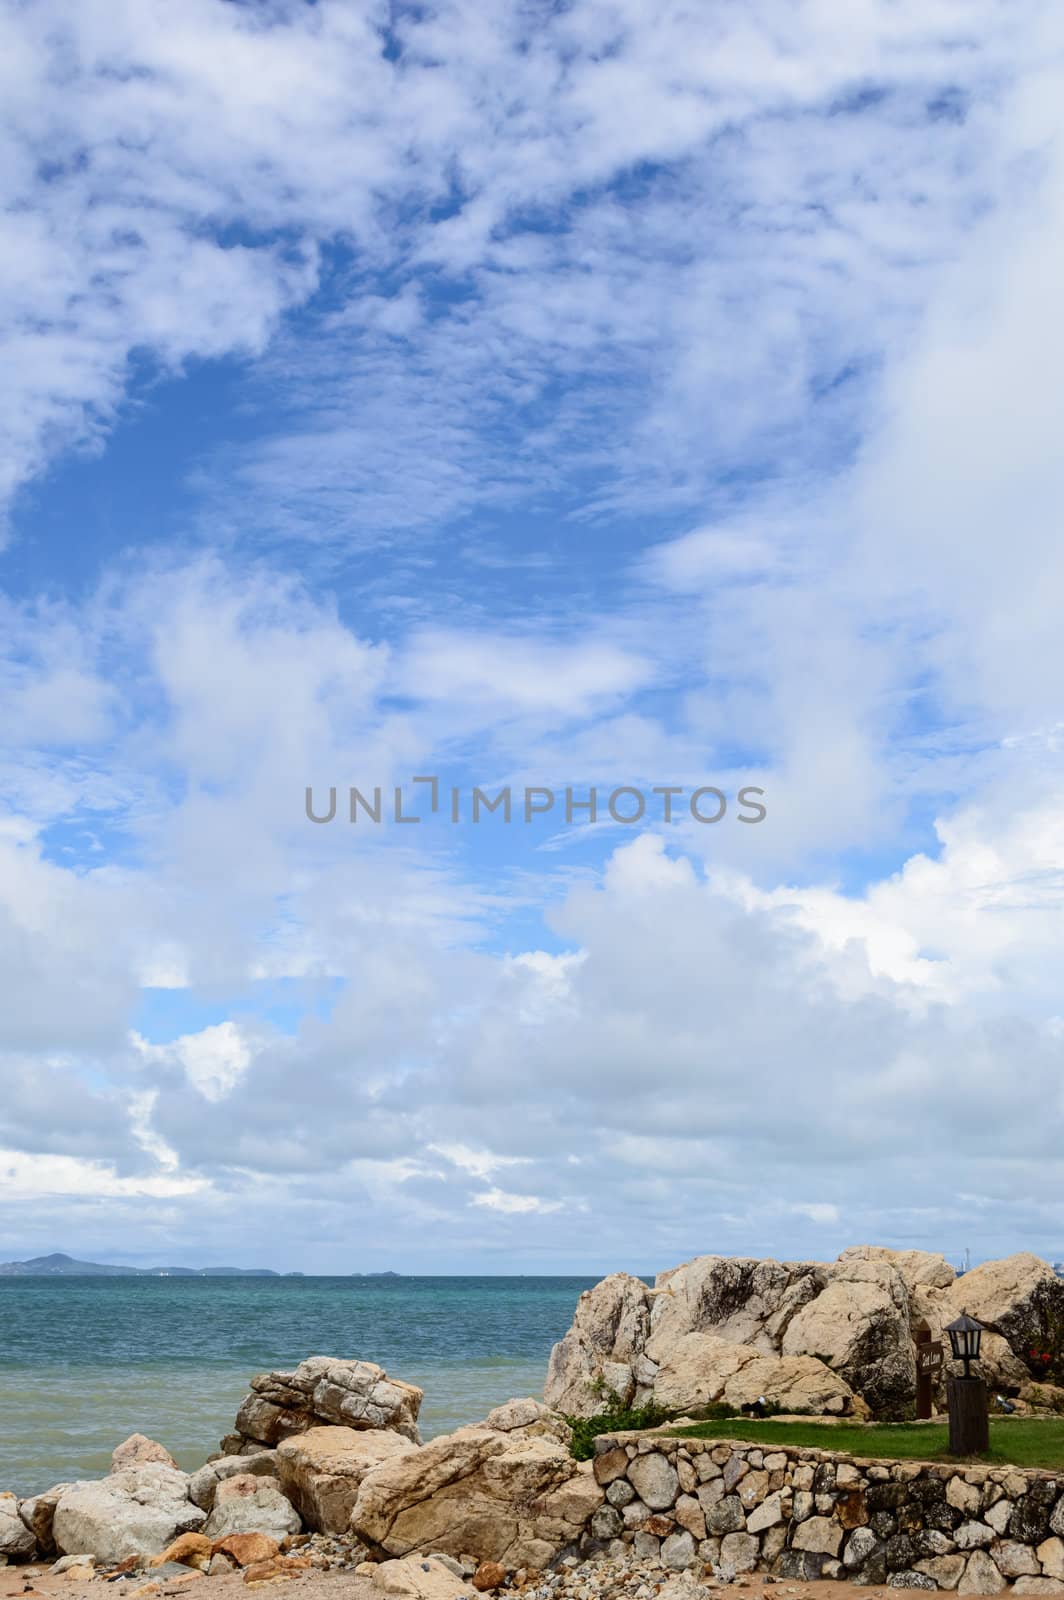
[0,1276,596,1496]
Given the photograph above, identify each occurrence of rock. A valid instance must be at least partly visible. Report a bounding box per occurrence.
[838,1246,955,1292]
[651,1332,858,1416]
[1012,1582,1064,1595]
[719,1532,759,1573]
[546,1244,1051,1420]
[0,1493,36,1561]
[947,1479,983,1515]
[209,1534,281,1568]
[782,1253,915,1416]
[944,1255,1064,1379]
[371,1554,477,1600]
[628,1454,679,1511]
[955,1523,995,1550]
[589,1505,623,1539]
[543,1274,652,1413]
[776,1550,830,1580]
[350,1421,603,1568]
[112,1436,178,1473]
[1039,1537,1064,1579]
[888,1572,937,1590]
[660,1529,696,1569]
[916,1554,967,1589]
[648,1256,824,1358]
[481,1400,571,1446]
[843,1527,880,1569]
[791,1515,843,1557]
[209,1553,240,1576]
[51,1554,97,1574]
[202,1476,301,1542]
[18,1485,69,1558]
[672,1494,706,1541]
[958,1550,1006,1594]
[747,1493,786,1533]
[977,1333,1031,1392]
[242,1557,301,1588]
[53,1466,206,1563]
[151,1533,213,1570]
[592,1448,628,1486]
[189,1455,277,1511]
[1011,1481,1060,1544]
[985,1501,1013,1536]
[704,1494,745,1536]
[275,1425,416,1534]
[227,1357,424,1452]
[993,1539,1040,1576]
[471,1561,506,1589]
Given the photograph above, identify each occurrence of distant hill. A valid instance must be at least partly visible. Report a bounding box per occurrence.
[0,1252,279,1277]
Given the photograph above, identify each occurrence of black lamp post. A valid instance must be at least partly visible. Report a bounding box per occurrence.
[945,1313,989,1454]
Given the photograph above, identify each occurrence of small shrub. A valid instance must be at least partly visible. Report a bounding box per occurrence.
[564,1385,670,1460]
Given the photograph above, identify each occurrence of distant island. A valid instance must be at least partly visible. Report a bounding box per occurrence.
[0,1252,403,1278]
[0,1252,280,1278]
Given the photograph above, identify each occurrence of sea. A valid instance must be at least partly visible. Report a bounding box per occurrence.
[0,1275,599,1496]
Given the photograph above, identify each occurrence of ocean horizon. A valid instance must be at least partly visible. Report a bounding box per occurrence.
[0,1274,602,1497]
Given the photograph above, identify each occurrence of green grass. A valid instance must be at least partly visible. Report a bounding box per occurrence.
[667,1417,1064,1470]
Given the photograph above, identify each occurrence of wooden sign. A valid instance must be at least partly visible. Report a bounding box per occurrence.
[917,1340,944,1375]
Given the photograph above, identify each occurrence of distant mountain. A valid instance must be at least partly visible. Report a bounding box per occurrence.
[0,1252,279,1278]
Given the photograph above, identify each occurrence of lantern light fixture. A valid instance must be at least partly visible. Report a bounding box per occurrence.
[946,1313,984,1379]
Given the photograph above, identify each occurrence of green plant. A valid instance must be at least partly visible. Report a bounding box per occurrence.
[1028,1281,1064,1385]
[564,1383,670,1460]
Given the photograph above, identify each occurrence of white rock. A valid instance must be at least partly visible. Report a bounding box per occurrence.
[53,1466,205,1563]
[202,1474,301,1541]
[627,1454,679,1512]
[958,1550,1006,1595]
[0,1495,36,1561]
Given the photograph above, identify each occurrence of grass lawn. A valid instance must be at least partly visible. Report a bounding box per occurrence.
[668,1417,1064,1470]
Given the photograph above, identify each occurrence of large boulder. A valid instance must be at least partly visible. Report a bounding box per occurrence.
[647,1256,826,1359]
[781,1253,916,1417]
[543,1274,652,1413]
[350,1407,602,1568]
[226,1357,423,1452]
[276,1425,416,1534]
[201,1474,302,1542]
[652,1331,861,1415]
[52,1465,206,1563]
[543,1245,1054,1420]
[1,1493,37,1562]
[944,1255,1064,1378]
[17,1484,68,1558]
[837,1245,955,1295]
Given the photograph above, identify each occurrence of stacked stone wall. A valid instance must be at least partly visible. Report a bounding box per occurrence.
[583,1431,1064,1593]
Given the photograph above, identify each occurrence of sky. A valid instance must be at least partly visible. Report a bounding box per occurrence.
[2,0,1063,1274]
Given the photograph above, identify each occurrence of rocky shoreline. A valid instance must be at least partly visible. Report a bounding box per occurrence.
[3,1247,1064,1599]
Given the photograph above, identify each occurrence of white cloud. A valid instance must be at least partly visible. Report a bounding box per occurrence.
[133,1023,253,1105]
[0,1147,204,1202]
[471,1188,565,1217]
[3,0,1064,1273]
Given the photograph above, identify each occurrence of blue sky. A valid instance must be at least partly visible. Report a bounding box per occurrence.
[2,0,1064,1273]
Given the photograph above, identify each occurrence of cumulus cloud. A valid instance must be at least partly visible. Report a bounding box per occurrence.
[3,0,1064,1273]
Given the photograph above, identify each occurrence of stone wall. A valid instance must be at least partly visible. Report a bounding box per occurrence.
[583,1431,1064,1594]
